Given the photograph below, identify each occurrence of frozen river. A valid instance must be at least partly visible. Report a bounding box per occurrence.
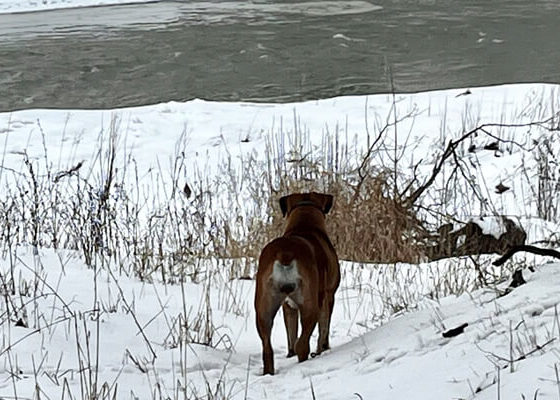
[1,0,559,111]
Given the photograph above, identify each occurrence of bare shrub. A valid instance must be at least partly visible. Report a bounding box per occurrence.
[235,170,425,264]
[0,105,559,283]
[533,136,560,222]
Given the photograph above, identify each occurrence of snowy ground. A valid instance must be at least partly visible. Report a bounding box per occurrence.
[2,83,559,222]
[190,259,560,400]
[1,83,560,398]
[2,248,560,399]
[0,0,156,14]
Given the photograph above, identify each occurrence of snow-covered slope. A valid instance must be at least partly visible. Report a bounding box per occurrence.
[1,83,559,398]
[0,0,156,14]
[2,84,559,222]
[1,247,559,399]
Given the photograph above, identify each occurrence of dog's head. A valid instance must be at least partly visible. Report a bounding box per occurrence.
[279,192,333,217]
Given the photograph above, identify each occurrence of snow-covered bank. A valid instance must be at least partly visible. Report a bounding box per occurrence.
[1,83,559,398]
[2,247,560,399]
[1,83,559,221]
[0,0,156,14]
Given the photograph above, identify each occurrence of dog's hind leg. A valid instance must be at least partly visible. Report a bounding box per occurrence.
[282,301,298,357]
[256,312,274,375]
[295,304,319,362]
[316,292,336,354]
[256,300,282,375]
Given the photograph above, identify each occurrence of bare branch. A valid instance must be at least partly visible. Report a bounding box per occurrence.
[402,114,560,209]
[493,245,560,266]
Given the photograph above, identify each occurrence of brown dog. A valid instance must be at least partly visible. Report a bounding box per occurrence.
[254,192,340,375]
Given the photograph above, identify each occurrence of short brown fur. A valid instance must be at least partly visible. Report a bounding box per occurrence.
[255,192,340,375]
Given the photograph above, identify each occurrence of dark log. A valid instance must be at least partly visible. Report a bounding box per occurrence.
[493,245,560,266]
[442,323,468,338]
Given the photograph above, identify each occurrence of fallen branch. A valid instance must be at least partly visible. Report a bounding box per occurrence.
[514,337,556,362]
[478,337,556,369]
[442,323,468,338]
[493,245,560,266]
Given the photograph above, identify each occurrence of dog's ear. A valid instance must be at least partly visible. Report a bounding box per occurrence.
[279,195,289,217]
[323,194,333,214]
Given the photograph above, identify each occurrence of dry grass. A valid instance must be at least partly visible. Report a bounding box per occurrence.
[228,171,425,264]
[216,113,428,265]
[1,104,558,281]
[0,96,559,399]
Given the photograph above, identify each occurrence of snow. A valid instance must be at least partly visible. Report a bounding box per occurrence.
[0,0,155,14]
[469,216,508,239]
[1,83,559,223]
[2,248,560,399]
[1,82,560,398]
[450,216,511,240]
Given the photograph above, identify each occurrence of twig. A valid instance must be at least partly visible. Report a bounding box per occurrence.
[497,366,501,400]
[514,337,556,362]
[54,161,84,183]
[555,363,560,400]
[477,337,556,369]
[244,356,251,400]
[105,266,157,361]
[309,378,317,400]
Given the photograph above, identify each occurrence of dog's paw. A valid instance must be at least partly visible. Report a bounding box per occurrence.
[287,350,296,358]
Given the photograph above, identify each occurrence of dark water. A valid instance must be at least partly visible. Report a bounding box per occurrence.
[0,0,559,112]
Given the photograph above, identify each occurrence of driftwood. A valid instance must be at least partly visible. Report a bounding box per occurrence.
[492,245,560,266]
[426,217,526,261]
[508,269,527,288]
[498,269,528,297]
[442,323,468,338]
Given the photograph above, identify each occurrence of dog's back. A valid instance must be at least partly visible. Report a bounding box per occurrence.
[281,204,340,296]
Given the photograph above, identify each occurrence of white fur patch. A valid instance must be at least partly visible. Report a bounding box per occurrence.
[271,259,300,287]
[285,297,299,309]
